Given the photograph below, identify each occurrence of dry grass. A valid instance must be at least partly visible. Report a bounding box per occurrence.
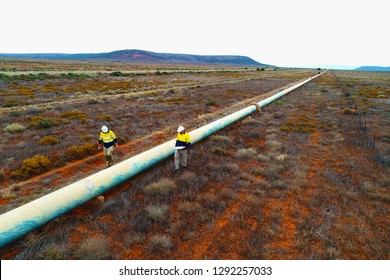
[1,65,389,260]
[235,148,257,159]
[143,178,177,196]
[74,237,111,260]
[1,66,306,190]
[148,235,173,253]
[145,204,170,222]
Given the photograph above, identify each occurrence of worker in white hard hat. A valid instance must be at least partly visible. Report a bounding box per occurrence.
[174,125,191,171]
[98,125,118,167]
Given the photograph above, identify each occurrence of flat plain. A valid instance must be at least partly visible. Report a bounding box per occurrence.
[0,59,389,259]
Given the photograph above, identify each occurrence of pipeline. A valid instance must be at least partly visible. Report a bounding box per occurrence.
[0,71,325,247]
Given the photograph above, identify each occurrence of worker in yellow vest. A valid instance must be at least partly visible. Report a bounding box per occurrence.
[98,125,119,167]
[174,125,191,171]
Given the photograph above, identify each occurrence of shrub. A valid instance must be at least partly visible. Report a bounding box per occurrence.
[4,123,26,133]
[275,153,288,162]
[211,147,226,155]
[9,111,21,117]
[110,71,126,77]
[124,232,146,245]
[39,136,58,145]
[343,108,355,114]
[262,163,284,180]
[200,192,227,211]
[177,201,202,213]
[206,100,217,106]
[39,243,68,260]
[143,178,177,195]
[252,167,265,176]
[145,204,170,222]
[218,188,236,200]
[265,140,283,151]
[60,110,87,123]
[88,98,105,104]
[29,116,59,128]
[65,143,96,160]
[75,237,110,260]
[280,114,318,133]
[177,171,202,190]
[4,99,24,107]
[148,235,173,253]
[361,182,390,202]
[64,72,90,79]
[155,71,169,76]
[265,133,278,140]
[11,154,52,179]
[98,115,112,122]
[246,131,263,139]
[235,148,257,159]
[24,107,45,115]
[257,154,271,162]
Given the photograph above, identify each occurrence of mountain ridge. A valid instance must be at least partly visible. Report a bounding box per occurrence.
[354,66,390,72]
[0,49,270,67]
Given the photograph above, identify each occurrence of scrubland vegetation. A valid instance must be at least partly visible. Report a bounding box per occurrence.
[0,60,388,260]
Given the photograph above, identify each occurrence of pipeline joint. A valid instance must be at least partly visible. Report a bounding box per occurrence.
[251,103,262,112]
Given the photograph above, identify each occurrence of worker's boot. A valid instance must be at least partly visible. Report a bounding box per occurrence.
[105,155,111,167]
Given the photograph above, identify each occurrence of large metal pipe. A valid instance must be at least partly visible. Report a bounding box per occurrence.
[0,71,324,247]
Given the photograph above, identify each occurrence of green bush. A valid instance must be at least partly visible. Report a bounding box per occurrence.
[4,123,26,133]
[11,154,52,179]
[29,116,59,128]
[206,100,217,106]
[9,111,21,117]
[110,71,126,77]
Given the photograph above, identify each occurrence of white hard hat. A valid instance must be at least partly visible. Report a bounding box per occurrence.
[101,125,108,133]
[177,126,185,133]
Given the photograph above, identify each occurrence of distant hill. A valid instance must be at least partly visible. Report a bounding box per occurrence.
[0,49,270,67]
[355,66,390,72]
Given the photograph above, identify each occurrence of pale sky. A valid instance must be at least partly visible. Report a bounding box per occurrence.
[1,0,389,69]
